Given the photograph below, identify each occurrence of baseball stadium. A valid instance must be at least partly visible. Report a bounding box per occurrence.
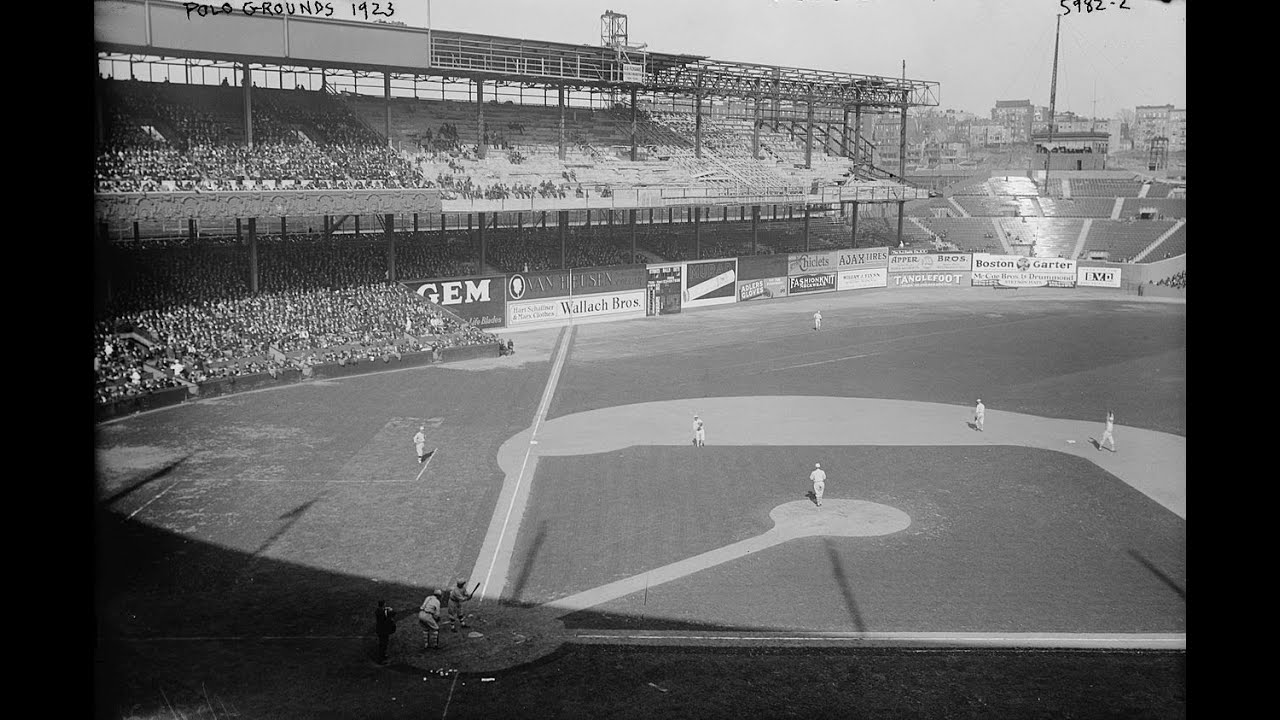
[93,2,1186,718]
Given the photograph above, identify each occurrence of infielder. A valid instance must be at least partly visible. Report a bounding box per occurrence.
[693,414,705,447]
[413,425,428,463]
[813,310,822,331]
[973,399,985,432]
[810,463,826,507]
[1100,411,1116,452]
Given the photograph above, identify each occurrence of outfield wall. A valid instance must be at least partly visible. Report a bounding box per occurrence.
[478,248,1183,332]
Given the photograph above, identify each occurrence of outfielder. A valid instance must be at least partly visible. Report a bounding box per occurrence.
[692,414,705,447]
[810,463,826,507]
[973,399,985,432]
[1100,411,1116,452]
[813,310,822,331]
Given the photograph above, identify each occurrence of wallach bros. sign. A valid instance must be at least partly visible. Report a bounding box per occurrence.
[506,290,646,326]
[972,254,1077,288]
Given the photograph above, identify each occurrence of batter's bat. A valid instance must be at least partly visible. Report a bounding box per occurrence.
[468,582,481,598]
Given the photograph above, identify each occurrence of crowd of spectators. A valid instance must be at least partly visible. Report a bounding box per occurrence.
[97,282,501,405]
[1154,270,1186,289]
[96,142,430,192]
[485,227,638,272]
[96,80,433,192]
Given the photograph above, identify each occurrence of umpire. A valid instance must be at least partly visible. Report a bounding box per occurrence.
[374,599,397,664]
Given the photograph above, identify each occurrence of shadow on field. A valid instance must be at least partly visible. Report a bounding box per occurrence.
[1128,549,1186,601]
[98,455,189,506]
[825,538,867,632]
[508,520,548,601]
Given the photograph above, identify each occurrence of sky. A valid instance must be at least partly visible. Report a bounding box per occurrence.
[381,0,1185,118]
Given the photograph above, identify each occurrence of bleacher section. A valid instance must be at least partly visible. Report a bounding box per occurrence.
[953,195,1039,217]
[1144,223,1187,260]
[1037,197,1116,217]
[987,176,1039,196]
[1119,198,1187,220]
[903,197,960,218]
[1068,179,1144,197]
[1079,220,1179,262]
[993,218,1084,259]
[917,218,1004,253]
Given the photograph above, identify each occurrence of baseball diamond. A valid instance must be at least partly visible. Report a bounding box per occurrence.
[93,1,1185,716]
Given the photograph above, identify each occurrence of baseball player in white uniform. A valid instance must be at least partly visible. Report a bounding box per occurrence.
[810,463,826,506]
[813,310,822,331]
[414,426,428,463]
[692,414,705,447]
[1100,411,1116,452]
[973,399,985,432]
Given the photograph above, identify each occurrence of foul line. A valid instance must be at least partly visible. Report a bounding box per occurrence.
[127,479,179,520]
[441,670,461,719]
[476,325,574,601]
[771,352,880,372]
[415,448,439,482]
[570,631,1186,650]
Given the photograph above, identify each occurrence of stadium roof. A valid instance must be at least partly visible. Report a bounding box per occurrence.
[95,0,937,109]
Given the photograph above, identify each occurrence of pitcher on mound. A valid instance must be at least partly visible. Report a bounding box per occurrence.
[810,463,826,507]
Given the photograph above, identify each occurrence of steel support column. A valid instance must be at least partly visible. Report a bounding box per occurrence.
[751,205,759,254]
[384,72,392,147]
[629,209,637,264]
[242,63,253,147]
[803,205,810,251]
[896,201,905,247]
[850,201,858,247]
[559,211,568,269]
[476,79,486,159]
[385,213,396,281]
[805,92,815,169]
[247,218,259,293]
[558,86,566,161]
[630,88,638,162]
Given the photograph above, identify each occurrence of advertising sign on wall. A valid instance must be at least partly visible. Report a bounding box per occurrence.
[836,247,890,270]
[738,253,789,281]
[888,272,972,288]
[684,259,738,307]
[571,265,647,294]
[787,250,839,276]
[1076,266,1122,288]
[736,277,789,302]
[887,252,973,273]
[788,273,837,295]
[972,254,1077,288]
[837,267,888,291]
[507,290,647,327]
[506,270,571,302]
[403,275,506,328]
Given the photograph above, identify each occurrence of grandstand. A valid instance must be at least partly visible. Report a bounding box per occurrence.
[93,3,1185,414]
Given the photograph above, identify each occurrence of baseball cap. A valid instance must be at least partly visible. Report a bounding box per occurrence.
[815,463,821,468]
